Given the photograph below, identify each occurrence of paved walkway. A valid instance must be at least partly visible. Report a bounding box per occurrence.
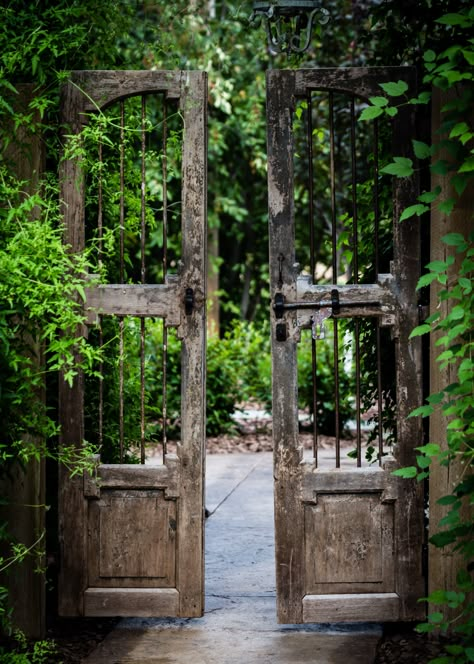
[83,453,381,664]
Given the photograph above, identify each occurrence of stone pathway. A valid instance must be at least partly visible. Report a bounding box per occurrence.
[83,453,381,664]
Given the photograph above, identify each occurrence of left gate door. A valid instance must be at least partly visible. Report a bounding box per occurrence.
[58,71,207,617]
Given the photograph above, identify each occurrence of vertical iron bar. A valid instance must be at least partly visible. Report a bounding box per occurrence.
[329,93,340,466]
[376,322,384,465]
[307,93,318,464]
[329,92,337,282]
[373,119,383,464]
[97,137,104,451]
[119,101,125,463]
[374,119,380,277]
[350,98,362,467]
[140,96,147,464]
[162,96,168,460]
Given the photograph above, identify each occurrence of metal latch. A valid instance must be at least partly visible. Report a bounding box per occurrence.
[184,288,194,315]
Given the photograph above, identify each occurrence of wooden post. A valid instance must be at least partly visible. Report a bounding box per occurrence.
[428,86,474,618]
[0,85,45,638]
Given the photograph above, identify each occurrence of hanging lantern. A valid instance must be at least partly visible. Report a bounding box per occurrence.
[250,1,330,55]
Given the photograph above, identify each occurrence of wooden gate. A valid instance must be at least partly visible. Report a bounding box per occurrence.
[58,71,207,617]
[267,68,425,624]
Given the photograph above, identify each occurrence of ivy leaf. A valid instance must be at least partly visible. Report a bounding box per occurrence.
[385,106,398,117]
[409,91,431,105]
[412,140,431,159]
[416,272,438,289]
[369,96,388,107]
[442,233,467,248]
[400,204,429,221]
[409,323,431,338]
[379,80,409,96]
[416,443,441,456]
[431,159,451,175]
[409,404,435,418]
[436,13,470,27]
[359,105,384,121]
[437,198,456,215]
[381,157,414,177]
[450,121,470,138]
[462,49,474,65]
[423,49,436,62]
[418,186,441,204]
[459,156,474,173]
[392,466,417,478]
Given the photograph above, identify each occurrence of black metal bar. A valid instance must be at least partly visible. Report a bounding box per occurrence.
[376,320,384,465]
[374,118,380,277]
[307,92,315,281]
[140,97,146,464]
[162,96,168,460]
[334,318,340,468]
[274,299,382,311]
[329,92,337,283]
[118,101,125,464]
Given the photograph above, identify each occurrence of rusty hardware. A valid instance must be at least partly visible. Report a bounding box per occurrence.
[184,288,194,315]
[273,290,381,315]
[276,322,287,342]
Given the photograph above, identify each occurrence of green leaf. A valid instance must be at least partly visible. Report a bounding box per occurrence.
[449,305,465,320]
[465,647,474,662]
[412,140,431,159]
[381,157,414,177]
[359,105,384,121]
[379,80,409,97]
[459,156,474,173]
[442,232,466,247]
[410,91,431,105]
[416,455,431,469]
[437,198,456,215]
[409,404,434,418]
[385,106,398,117]
[428,611,444,623]
[462,49,474,65]
[418,186,441,204]
[409,324,431,338]
[416,272,438,289]
[369,96,388,107]
[392,466,417,479]
[436,13,470,26]
[400,204,429,221]
[431,159,451,175]
[437,495,459,506]
[423,49,436,62]
[450,122,470,138]
[416,443,441,456]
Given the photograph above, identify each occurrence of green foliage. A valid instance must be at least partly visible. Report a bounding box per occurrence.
[375,5,474,660]
[0,630,57,663]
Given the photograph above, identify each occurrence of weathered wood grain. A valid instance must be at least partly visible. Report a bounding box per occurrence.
[302,593,400,623]
[267,66,423,625]
[85,283,181,327]
[295,67,416,102]
[175,70,207,618]
[267,69,305,624]
[84,588,179,617]
[304,496,395,594]
[59,70,207,619]
[88,490,176,587]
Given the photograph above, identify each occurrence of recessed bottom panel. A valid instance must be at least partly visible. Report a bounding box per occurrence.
[84,588,179,617]
[302,593,400,623]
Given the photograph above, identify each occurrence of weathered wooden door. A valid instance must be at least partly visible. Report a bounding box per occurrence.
[267,68,425,623]
[58,71,207,617]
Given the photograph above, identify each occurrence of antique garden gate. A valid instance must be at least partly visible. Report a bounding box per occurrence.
[267,68,425,624]
[58,71,207,617]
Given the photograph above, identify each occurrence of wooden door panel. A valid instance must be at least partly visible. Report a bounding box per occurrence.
[267,68,424,624]
[58,71,207,618]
